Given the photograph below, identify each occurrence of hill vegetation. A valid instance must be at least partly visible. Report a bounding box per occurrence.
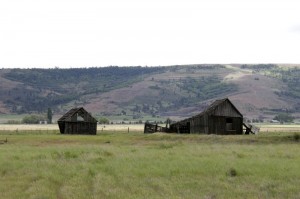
[0,64,299,121]
[1,67,165,113]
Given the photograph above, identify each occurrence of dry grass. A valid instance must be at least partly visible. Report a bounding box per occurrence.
[0,131,299,199]
[0,124,144,132]
[1,124,299,133]
[97,124,144,132]
[0,124,59,131]
[257,124,300,132]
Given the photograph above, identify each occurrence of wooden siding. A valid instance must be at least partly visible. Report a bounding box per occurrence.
[211,100,242,117]
[170,98,243,135]
[58,107,97,135]
[63,122,97,135]
[189,115,207,134]
[208,116,243,134]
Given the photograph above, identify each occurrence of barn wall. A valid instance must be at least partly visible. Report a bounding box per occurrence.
[64,122,97,135]
[170,122,190,134]
[208,116,243,134]
[212,100,242,117]
[58,122,65,134]
[190,119,195,134]
[189,115,207,134]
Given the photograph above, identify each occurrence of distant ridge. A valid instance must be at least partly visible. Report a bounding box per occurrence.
[0,64,299,121]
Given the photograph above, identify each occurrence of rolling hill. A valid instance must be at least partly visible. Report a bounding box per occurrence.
[0,64,299,122]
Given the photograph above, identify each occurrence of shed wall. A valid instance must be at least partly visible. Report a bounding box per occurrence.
[64,122,97,135]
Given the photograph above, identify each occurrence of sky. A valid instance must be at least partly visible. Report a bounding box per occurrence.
[0,0,300,68]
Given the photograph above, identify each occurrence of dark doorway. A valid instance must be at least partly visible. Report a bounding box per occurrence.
[226,118,234,131]
[179,122,190,133]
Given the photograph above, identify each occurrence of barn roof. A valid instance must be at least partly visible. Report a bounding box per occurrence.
[58,107,97,123]
[173,98,242,125]
[194,98,243,118]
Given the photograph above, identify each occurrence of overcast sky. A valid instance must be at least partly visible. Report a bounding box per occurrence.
[1,0,300,68]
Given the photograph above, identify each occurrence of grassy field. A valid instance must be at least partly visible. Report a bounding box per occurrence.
[0,128,299,199]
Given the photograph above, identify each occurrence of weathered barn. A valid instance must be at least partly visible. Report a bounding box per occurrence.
[58,107,97,135]
[170,98,244,134]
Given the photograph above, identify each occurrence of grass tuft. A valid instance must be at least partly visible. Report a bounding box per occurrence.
[293,133,300,142]
[64,151,79,159]
[158,143,174,149]
[227,168,238,177]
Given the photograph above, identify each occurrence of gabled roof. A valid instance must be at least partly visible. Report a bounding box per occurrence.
[173,98,243,125]
[193,98,243,118]
[58,107,97,123]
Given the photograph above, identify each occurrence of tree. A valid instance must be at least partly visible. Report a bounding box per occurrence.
[274,113,294,123]
[99,117,110,124]
[47,108,53,124]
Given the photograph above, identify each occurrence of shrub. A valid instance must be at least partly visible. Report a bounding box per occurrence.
[22,114,46,124]
[227,168,237,177]
[294,133,300,142]
[273,113,294,123]
[98,117,110,124]
[6,120,21,124]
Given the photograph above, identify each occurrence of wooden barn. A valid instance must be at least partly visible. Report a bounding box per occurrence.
[170,98,244,134]
[58,107,97,135]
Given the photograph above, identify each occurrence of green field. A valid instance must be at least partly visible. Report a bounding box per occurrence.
[0,130,299,199]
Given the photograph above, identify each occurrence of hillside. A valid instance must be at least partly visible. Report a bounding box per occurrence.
[0,64,299,121]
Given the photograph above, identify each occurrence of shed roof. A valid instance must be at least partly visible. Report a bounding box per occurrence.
[58,107,97,123]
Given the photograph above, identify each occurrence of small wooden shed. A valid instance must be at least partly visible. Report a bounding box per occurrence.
[170,98,243,134]
[58,107,97,135]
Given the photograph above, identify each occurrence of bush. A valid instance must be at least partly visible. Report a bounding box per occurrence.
[98,117,110,124]
[6,120,21,124]
[227,168,237,177]
[273,113,294,123]
[294,133,300,142]
[22,114,46,124]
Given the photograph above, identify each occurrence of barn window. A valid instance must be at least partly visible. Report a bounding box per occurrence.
[226,118,234,130]
[77,114,84,121]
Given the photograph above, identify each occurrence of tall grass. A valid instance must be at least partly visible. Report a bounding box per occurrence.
[0,132,299,198]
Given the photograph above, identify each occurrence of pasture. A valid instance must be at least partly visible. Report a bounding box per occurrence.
[0,125,299,198]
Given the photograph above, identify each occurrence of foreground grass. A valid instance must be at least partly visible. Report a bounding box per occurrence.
[0,131,299,199]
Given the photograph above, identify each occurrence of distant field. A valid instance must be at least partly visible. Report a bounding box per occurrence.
[0,124,144,132]
[0,131,299,199]
[0,123,299,133]
[257,124,300,132]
